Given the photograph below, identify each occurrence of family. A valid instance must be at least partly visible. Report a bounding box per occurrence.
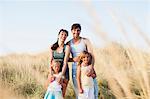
[44,23,99,99]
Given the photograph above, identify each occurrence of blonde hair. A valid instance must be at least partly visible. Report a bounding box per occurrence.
[52,60,61,70]
[78,51,92,66]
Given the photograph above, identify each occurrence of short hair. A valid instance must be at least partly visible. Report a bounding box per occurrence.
[71,23,81,30]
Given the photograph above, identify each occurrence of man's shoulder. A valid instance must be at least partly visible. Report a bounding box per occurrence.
[66,39,73,45]
[81,37,90,42]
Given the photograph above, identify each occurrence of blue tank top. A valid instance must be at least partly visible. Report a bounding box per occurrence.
[70,38,87,69]
[70,38,87,57]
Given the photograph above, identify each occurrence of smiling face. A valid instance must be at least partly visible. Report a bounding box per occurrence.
[71,28,81,39]
[82,54,91,65]
[52,61,61,74]
[78,51,92,66]
[58,31,68,43]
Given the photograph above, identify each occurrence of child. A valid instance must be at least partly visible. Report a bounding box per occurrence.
[44,60,64,99]
[77,51,96,99]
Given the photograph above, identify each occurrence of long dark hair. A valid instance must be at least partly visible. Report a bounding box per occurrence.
[51,29,68,50]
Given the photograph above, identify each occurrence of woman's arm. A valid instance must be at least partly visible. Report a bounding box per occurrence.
[61,45,70,75]
[77,65,83,93]
[49,46,53,76]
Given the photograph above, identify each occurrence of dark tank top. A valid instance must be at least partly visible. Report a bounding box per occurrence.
[53,45,66,71]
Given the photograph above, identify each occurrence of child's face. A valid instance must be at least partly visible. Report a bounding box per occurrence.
[53,62,60,73]
[82,54,90,65]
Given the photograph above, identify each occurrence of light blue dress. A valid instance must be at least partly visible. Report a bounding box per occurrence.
[44,74,63,99]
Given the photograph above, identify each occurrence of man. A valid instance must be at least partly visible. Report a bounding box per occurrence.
[67,23,99,99]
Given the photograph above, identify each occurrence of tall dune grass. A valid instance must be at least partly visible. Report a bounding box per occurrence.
[0,43,150,99]
[0,1,149,99]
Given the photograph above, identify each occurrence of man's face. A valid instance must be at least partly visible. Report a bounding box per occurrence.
[71,28,81,39]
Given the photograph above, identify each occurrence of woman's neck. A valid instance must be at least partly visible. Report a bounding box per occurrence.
[58,41,64,47]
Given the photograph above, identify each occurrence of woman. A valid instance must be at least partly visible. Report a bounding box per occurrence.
[49,29,70,98]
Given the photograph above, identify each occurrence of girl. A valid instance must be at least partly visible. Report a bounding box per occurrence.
[44,60,64,99]
[77,51,96,99]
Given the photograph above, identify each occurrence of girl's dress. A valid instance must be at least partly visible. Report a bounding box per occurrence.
[44,73,63,99]
[78,66,94,99]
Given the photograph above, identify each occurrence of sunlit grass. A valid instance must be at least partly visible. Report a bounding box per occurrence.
[0,42,150,99]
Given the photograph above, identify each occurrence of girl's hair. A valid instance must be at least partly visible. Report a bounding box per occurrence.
[51,29,68,50]
[78,51,92,66]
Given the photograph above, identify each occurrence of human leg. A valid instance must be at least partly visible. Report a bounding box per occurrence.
[72,68,78,99]
[93,78,99,99]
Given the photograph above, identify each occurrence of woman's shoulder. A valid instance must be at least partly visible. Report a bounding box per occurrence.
[64,44,70,50]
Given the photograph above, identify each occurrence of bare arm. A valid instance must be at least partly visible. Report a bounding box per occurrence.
[49,46,53,74]
[84,38,95,66]
[84,38,97,77]
[45,73,54,89]
[61,45,70,75]
[77,65,83,93]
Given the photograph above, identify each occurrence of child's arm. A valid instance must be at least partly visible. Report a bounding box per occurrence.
[77,66,83,93]
[45,74,54,89]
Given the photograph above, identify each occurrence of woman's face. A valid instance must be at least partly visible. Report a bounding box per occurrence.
[58,31,68,42]
[71,28,81,39]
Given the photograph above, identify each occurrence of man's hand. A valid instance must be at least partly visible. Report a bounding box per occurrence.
[79,88,83,94]
[73,56,80,62]
[86,65,94,77]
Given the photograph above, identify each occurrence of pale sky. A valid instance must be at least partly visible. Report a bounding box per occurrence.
[0,0,149,55]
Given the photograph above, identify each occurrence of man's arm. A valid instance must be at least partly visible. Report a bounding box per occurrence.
[84,38,95,66]
[84,38,96,77]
